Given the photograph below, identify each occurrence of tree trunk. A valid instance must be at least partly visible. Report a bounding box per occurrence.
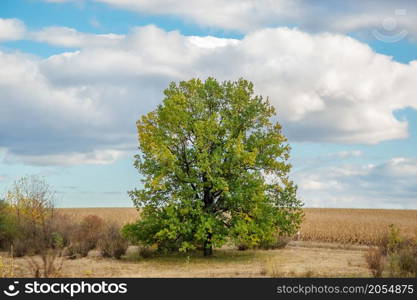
[203,232,213,256]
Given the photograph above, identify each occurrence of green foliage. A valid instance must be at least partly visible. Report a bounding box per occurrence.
[126,77,304,255]
[0,200,18,250]
[386,228,417,277]
[259,234,292,250]
[379,224,404,256]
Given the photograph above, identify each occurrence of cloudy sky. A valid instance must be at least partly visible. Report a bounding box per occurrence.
[1,0,416,208]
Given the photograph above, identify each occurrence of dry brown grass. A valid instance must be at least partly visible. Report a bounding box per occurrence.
[59,208,138,226]
[300,208,417,245]
[4,246,370,278]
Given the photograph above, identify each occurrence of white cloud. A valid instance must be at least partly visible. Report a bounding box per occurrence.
[95,0,300,31]
[30,27,124,48]
[3,149,125,166]
[0,50,129,166]
[38,26,417,144]
[0,18,26,41]
[294,157,417,208]
[41,0,417,42]
[329,150,363,159]
[1,24,417,166]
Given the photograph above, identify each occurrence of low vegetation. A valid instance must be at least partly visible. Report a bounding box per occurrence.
[365,224,417,278]
[0,176,129,277]
[1,184,416,278]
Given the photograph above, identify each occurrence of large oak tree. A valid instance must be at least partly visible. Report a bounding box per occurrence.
[125,78,303,256]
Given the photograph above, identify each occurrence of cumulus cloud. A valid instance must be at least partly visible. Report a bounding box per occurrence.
[40,0,417,42]
[294,157,417,208]
[0,18,26,41]
[38,26,417,143]
[1,24,417,166]
[95,0,300,31]
[0,50,133,166]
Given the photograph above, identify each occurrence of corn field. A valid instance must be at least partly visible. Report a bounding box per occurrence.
[300,208,417,245]
[60,208,417,246]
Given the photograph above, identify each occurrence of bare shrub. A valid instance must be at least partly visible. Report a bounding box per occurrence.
[52,212,78,248]
[364,248,385,278]
[26,248,64,278]
[366,225,417,278]
[5,175,65,277]
[68,215,105,257]
[98,222,128,259]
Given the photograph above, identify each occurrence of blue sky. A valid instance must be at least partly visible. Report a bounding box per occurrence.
[0,0,416,208]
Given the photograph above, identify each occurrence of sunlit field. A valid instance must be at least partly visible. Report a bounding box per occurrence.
[1,207,414,278]
[60,207,417,245]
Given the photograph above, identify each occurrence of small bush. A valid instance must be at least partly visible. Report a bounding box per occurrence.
[365,248,385,278]
[397,248,417,277]
[388,240,417,277]
[69,215,105,257]
[366,225,417,278]
[235,233,292,251]
[138,246,154,259]
[51,212,77,248]
[236,243,250,251]
[0,200,18,250]
[98,223,128,259]
[259,235,292,250]
[379,224,402,256]
[12,239,32,257]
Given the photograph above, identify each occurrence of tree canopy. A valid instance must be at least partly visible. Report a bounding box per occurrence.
[124,77,303,255]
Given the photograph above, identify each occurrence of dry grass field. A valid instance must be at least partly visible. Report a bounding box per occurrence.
[60,207,417,246]
[7,246,370,278]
